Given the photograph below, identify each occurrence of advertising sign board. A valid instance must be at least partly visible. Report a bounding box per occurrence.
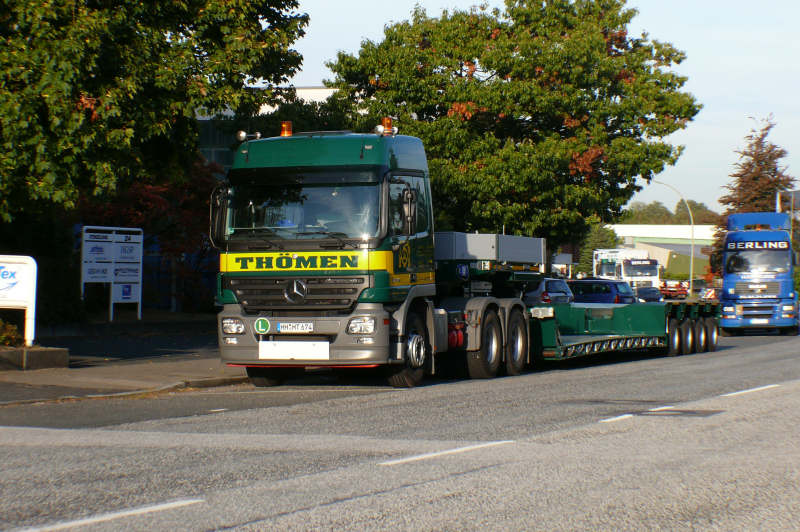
[0,255,37,346]
[81,226,143,321]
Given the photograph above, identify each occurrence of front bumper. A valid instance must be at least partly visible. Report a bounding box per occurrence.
[217,303,395,366]
[719,299,798,329]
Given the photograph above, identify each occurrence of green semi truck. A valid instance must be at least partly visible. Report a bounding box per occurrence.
[209,120,719,387]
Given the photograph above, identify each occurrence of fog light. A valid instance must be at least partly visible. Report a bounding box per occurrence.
[223,337,239,345]
[222,318,245,334]
[347,316,376,334]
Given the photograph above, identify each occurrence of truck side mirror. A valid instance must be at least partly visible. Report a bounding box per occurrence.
[402,188,417,235]
[209,184,228,248]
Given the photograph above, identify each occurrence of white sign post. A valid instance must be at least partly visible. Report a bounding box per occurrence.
[0,255,37,346]
[81,226,143,321]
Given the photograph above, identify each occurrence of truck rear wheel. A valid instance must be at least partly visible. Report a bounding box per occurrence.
[678,319,694,355]
[704,317,718,351]
[467,309,502,379]
[693,319,707,352]
[666,318,680,356]
[504,309,528,376]
[387,312,427,388]
[247,367,298,387]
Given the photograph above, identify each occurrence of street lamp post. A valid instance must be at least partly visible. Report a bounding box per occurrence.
[653,180,695,297]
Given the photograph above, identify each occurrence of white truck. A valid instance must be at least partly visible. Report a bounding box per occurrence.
[592,249,660,289]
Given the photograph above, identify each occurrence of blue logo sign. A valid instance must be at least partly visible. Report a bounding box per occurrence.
[0,266,18,292]
[456,263,469,281]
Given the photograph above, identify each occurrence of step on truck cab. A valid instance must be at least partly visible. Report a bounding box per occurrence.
[210,120,719,388]
[719,212,798,335]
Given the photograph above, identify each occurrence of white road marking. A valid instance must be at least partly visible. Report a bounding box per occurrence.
[599,414,634,423]
[379,440,514,466]
[721,384,780,397]
[648,406,675,412]
[21,498,204,531]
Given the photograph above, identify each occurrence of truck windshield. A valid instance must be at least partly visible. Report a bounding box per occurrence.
[623,263,658,277]
[596,263,615,277]
[224,175,381,242]
[724,250,791,274]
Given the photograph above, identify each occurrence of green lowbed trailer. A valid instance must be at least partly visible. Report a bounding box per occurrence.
[209,120,719,388]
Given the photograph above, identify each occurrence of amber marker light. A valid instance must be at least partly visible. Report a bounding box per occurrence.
[280,121,293,136]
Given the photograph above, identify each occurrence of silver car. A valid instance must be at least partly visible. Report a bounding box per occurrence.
[523,278,574,305]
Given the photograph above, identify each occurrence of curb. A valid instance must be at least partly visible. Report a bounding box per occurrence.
[0,376,250,407]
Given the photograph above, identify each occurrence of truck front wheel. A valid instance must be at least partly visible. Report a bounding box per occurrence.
[467,309,502,379]
[387,312,428,388]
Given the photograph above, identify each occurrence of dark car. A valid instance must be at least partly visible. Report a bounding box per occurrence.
[635,286,664,302]
[567,279,636,304]
[523,278,574,305]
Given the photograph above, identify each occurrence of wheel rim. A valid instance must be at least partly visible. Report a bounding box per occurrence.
[406,332,426,368]
[509,321,525,364]
[697,326,706,350]
[709,323,718,346]
[670,327,679,352]
[484,321,500,365]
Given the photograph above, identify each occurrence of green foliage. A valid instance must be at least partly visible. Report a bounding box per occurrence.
[326,0,700,249]
[576,223,620,274]
[622,200,719,224]
[0,320,23,347]
[0,0,308,222]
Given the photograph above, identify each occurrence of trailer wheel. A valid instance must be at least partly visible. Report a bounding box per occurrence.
[387,312,428,388]
[693,319,707,352]
[678,319,694,355]
[704,317,718,352]
[504,309,528,376]
[467,309,502,379]
[666,318,680,356]
[247,367,299,387]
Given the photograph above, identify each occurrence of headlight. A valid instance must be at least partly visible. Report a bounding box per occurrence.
[782,305,795,311]
[347,316,376,335]
[221,318,245,334]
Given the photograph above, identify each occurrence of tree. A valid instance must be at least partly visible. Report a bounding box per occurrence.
[621,201,675,224]
[710,116,795,272]
[577,223,619,274]
[718,116,794,213]
[0,0,308,222]
[326,0,700,249]
[672,199,719,225]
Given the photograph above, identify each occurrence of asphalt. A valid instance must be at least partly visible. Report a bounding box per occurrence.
[0,311,248,406]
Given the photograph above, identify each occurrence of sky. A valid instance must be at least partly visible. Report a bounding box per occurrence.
[288,1,800,213]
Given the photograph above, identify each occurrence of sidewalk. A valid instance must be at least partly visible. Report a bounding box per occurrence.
[0,310,248,406]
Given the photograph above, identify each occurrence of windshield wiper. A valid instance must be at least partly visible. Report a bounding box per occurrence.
[296,231,358,249]
[231,227,285,250]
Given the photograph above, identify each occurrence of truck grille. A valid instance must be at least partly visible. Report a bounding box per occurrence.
[224,275,368,313]
[734,282,779,297]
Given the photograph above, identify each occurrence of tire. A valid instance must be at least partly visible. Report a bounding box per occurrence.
[504,309,528,376]
[693,319,707,353]
[387,312,428,388]
[247,367,298,387]
[666,318,680,356]
[704,317,718,352]
[678,319,693,355]
[467,309,502,379]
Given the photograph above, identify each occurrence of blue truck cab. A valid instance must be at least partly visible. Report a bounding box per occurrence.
[720,212,798,335]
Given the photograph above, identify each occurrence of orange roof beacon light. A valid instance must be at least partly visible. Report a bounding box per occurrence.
[280,121,293,137]
[374,117,398,136]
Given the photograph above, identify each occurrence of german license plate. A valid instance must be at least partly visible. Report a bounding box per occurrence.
[277,322,313,333]
[258,341,329,360]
